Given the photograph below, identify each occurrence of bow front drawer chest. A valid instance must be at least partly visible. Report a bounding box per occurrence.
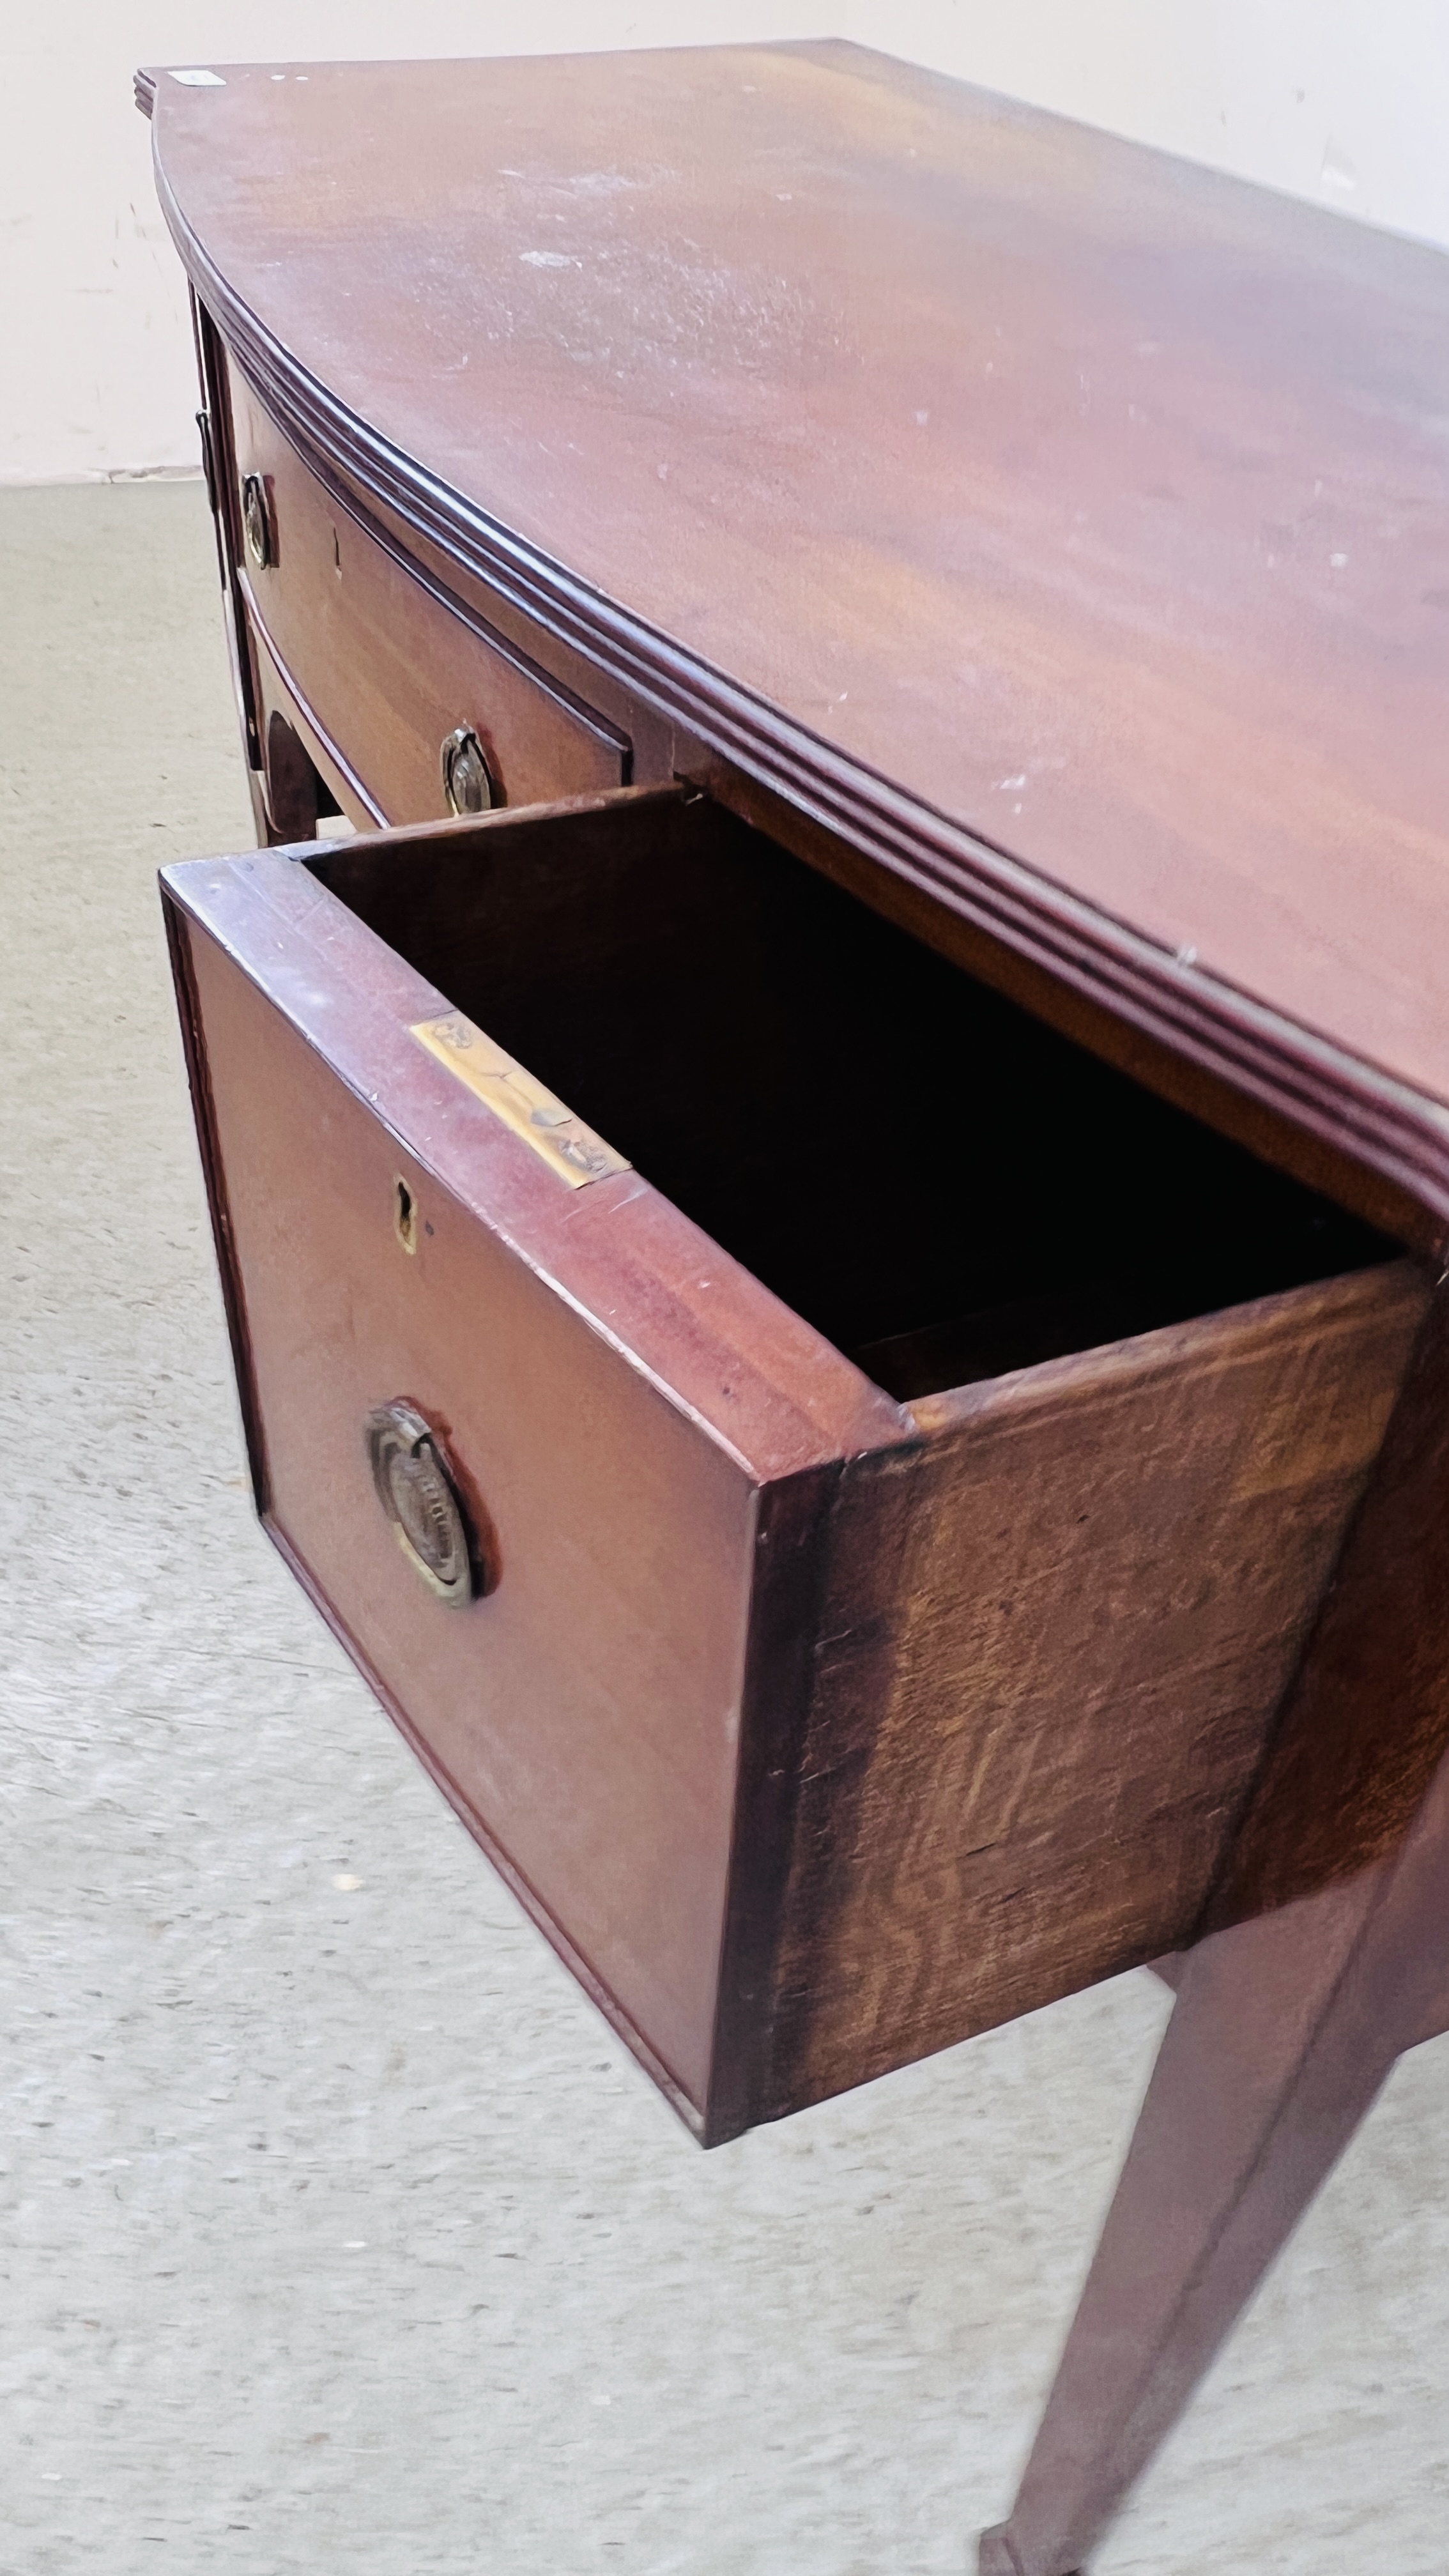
[141,45,1449,2572]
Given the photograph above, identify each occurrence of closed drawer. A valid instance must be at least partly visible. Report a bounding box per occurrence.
[227,373,629,822]
[162,786,1425,2141]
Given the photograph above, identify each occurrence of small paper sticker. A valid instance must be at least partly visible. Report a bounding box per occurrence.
[169,68,226,86]
[410,1014,631,1190]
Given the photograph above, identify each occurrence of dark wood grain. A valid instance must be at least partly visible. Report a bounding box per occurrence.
[227,369,629,818]
[1204,1270,1449,1926]
[763,1262,1427,2117]
[160,802,1429,2138]
[188,295,270,841]
[982,1294,1449,2573]
[164,891,858,2119]
[981,1869,1402,2576]
[143,43,1449,1238]
[144,49,1449,2561]
[247,618,385,832]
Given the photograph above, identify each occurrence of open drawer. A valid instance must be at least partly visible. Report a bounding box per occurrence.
[162,785,1427,2142]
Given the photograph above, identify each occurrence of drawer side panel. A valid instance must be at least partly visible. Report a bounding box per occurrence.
[764,1263,1429,2115]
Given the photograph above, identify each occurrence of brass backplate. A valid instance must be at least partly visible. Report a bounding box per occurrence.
[410,1013,631,1189]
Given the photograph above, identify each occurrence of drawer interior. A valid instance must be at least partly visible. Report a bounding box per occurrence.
[308,793,1393,1402]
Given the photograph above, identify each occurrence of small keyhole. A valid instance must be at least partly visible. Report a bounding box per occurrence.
[332,525,342,576]
[394,1177,418,1255]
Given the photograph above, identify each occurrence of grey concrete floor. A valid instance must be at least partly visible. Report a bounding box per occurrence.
[3,478,1449,2576]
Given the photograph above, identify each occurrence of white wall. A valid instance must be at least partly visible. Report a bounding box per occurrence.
[866,1,1449,251]
[0,3,842,485]
[4,2,1449,482]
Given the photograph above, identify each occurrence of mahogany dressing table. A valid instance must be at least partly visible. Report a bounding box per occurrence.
[139,45,1449,2571]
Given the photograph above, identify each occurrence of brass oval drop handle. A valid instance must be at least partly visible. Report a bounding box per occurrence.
[440,724,498,815]
[240,471,275,570]
[364,1400,489,1605]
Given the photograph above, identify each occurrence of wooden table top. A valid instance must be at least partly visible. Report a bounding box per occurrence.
[142,43,1449,1234]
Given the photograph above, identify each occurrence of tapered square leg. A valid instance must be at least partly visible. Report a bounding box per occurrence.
[981,1277,1449,2574]
[981,1749,1449,2574]
[979,2526,1051,2575]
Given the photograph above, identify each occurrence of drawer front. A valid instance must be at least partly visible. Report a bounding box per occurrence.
[185,910,749,2112]
[164,810,902,2132]
[227,374,629,821]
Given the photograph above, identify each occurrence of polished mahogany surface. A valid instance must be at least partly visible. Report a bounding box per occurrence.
[160,793,1426,2138]
[142,43,1449,1231]
[144,53,1449,2555]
